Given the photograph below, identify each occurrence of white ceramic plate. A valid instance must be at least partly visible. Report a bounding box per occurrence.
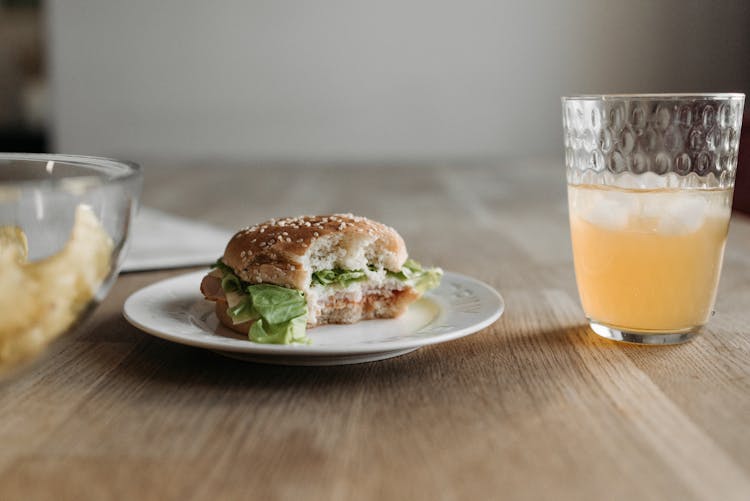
[123,270,504,366]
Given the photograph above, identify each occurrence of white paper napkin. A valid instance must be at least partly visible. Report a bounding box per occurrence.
[122,207,233,272]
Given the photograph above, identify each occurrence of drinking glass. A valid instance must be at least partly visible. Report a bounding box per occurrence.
[563,94,745,344]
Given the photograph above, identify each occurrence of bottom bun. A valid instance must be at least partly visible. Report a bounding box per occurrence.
[311,287,420,326]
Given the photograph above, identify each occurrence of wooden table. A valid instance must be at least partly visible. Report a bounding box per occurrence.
[2,159,750,500]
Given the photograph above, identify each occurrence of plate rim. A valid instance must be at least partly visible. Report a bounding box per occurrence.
[123,270,504,356]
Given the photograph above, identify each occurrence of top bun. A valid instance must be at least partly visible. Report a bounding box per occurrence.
[222,214,407,291]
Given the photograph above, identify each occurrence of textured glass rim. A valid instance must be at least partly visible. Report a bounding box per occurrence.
[562,93,744,102]
[0,153,142,189]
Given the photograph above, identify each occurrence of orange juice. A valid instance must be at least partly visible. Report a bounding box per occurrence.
[568,184,731,333]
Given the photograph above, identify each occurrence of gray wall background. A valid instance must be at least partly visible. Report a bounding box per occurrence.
[48,1,750,163]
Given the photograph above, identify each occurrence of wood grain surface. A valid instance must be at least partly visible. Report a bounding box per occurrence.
[2,158,750,500]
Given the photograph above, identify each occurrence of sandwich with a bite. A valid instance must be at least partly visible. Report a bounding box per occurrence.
[200,214,442,344]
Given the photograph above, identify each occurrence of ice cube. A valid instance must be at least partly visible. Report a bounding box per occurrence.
[610,172,669,190]
[656,193,707,234]
[574,189,632,230]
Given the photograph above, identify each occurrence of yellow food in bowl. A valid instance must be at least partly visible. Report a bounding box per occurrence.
[0,205,113,371]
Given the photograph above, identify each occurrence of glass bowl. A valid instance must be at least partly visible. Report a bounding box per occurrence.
[0,154,142,374]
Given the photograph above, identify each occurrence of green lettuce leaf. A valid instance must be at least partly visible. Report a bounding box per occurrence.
[221,273,242,293]
[309,260,442,294]
[311,268,367,287]
[246,284,307,325]
[249,315,309,344]
[245,284,308,343]
[211,259,309,344]
[388,259,442,294]
[227,295,260,323]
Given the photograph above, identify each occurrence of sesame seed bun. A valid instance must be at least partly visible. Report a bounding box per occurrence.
[222,214,407,292]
